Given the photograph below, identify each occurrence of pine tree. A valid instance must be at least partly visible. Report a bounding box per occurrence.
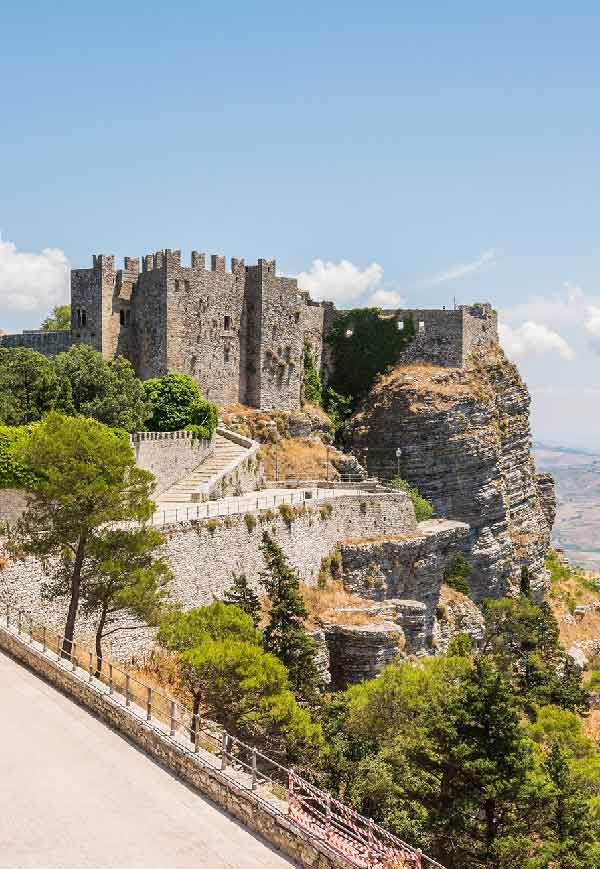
[224,573,261,627]
[544,743,597,868]
[259,531,322,702]
[423,657,533,867]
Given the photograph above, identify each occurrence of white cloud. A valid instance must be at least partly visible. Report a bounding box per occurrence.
[297,259,383,304]
[367,288,405,308]
[501,282,588,327]
[430,249,496,285]
[584,304,600,354]
[0,239,69,313]
[499,321,574,360]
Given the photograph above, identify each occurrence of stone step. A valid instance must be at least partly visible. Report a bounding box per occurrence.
[156,433,252,503]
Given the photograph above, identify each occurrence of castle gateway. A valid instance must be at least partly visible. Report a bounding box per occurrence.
[0,247,498,410]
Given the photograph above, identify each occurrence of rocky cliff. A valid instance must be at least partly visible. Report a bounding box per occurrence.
[347,343,554,600]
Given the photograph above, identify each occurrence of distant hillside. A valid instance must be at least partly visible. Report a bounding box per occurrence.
[534,443,600,570]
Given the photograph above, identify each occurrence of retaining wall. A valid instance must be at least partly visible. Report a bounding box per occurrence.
[0,493,417,657]
[131,431,214,496]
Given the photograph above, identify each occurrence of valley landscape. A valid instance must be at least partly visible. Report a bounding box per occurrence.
[535,443,600,570]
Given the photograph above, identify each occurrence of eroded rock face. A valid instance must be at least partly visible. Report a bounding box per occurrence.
[340,519,470,635]
[432,586,486,654]
[322,621,405,690]
[347,345,555,600]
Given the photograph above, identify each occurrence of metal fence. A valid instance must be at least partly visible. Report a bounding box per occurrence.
[2,605,445,869]
[150,487,370,527]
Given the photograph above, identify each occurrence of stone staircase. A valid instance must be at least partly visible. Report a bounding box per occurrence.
[156,428,258,504]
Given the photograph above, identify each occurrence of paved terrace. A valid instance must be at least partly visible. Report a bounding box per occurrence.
[151,486,367,526]
[0,649,294,869]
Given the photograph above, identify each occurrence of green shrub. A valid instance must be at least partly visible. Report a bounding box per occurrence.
[319,502,333,519]
[0,424,41,489]
[326,309,415,411]
[444,555,472,596]
[279,502,295,525]
[259,509,275,523]
[205,518,221,533]
[244,513,257,533]
[447,633,472,657]
[390,476,434,522]
[303,341,323,406]
[143,373,218,439]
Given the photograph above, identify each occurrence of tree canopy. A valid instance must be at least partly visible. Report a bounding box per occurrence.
[55,345,151,431]
[41,304,71,331]
[143,372,218,439]
[6,412,155,654]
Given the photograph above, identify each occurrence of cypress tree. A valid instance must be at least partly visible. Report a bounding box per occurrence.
[224,573,261,627]
[259,531,322,701]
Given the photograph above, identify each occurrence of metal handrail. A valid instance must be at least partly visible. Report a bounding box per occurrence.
[2,605,445,869]
[150,487,371,527]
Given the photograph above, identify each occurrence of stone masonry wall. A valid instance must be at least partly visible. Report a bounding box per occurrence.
[163,492,416,608]
[0,493,417,657]
[0,329,73,355]
[131,430,214,496]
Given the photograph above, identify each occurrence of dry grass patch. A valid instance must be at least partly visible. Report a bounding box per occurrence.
[262,438,336,481]
[301,580,378,628]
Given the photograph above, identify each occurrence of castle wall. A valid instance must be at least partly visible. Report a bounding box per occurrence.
[70,262,105,353]
[394,308,465,368]
[163,251,247,406]
[460,303,498,360]
[131,430,214,496]
[0,330,73,355]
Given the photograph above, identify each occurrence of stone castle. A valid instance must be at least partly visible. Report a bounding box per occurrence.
[1,248,499,409]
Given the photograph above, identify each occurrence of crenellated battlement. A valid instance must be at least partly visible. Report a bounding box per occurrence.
[3,243,498,413]
[85,250,281,277]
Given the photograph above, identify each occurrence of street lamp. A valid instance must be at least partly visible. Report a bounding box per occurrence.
[395,447,402,478]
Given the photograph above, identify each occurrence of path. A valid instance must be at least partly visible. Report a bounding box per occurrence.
[151,486,367,526]
[0,649,295,869]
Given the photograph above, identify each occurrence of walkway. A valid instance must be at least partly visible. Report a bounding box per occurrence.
[0,649,295,869]
[151,486,367,526]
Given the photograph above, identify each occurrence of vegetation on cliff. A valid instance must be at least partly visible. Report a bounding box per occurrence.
[316,593,598,868]
[326,308,415,408]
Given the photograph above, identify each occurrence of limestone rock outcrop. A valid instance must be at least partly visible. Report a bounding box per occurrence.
[348,344,555,600]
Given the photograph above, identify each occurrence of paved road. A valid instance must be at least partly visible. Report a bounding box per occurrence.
[0,650,295,869]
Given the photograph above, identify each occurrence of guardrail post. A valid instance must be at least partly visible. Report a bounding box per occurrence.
[5,603,9,628]
[108,663,113,694]
[170,700,176,736]
[42,626,46,653]
[17,610,22,635]
[125,673,131,706]
[28,617,33,644]
[368,817,374,844]
[221,732,228,770]
[193,715,200,753]
[146,687,152,721]
[88,651,93,682]
[72,642,77,671]
[251,747,257,791]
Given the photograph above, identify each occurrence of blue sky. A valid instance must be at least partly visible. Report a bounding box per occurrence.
[2,2,600,446]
